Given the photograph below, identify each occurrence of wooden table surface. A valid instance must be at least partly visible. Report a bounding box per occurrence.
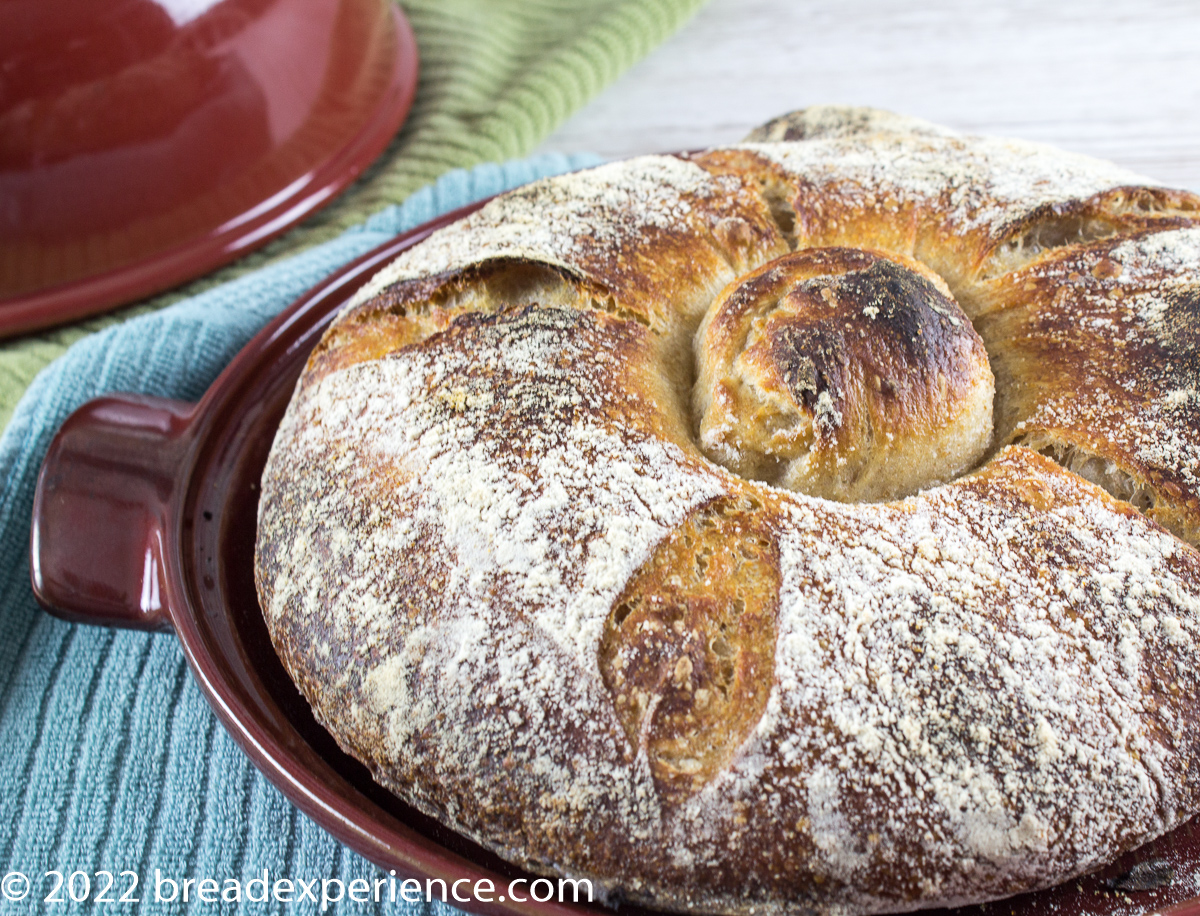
[538,0,1200,191]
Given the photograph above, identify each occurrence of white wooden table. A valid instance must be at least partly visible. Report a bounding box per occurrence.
[538,0,1200,191]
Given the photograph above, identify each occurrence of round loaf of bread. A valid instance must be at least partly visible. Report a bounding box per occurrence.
[255,107,1200,915]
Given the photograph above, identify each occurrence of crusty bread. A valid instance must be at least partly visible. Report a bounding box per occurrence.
[254,107,1200,915]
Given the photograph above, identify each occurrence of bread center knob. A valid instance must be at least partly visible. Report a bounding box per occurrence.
[694,247,995,501]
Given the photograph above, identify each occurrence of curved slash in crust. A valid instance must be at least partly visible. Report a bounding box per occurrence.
[599,495,780,804]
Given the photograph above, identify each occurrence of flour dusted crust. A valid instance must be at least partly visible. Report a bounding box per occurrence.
[255,107,1200,915]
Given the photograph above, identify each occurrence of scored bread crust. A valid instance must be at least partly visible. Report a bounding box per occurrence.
[254,108,1200,915]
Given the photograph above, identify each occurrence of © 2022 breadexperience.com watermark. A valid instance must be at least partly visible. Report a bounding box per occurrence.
[2,868,594,909]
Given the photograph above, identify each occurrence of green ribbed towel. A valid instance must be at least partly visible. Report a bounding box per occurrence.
[0,0,708,432]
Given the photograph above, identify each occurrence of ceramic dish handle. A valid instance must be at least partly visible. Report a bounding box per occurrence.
[30,394,195,631]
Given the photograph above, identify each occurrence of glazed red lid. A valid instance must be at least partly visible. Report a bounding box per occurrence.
[0,0,418,338]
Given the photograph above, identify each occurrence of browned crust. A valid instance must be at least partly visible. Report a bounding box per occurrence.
[599,494,780,805]
[694,247,993,500]
[974,229,1200,543]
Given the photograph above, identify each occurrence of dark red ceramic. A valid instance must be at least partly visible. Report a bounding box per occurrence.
[0,0,418,339]
[28,204,1200,916]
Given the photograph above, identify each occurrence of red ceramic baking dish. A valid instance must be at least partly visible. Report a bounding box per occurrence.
[27,201,1200,916]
